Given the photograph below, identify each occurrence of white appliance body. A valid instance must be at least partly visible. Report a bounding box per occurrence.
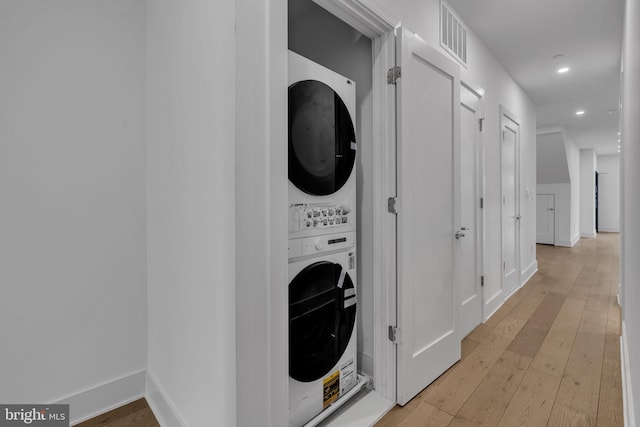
[288,51,357,240]
[288,232,358,427]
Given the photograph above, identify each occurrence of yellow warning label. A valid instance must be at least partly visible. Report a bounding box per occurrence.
[323,370,340,409]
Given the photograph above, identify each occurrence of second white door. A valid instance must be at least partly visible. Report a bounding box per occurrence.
[501,112,520,298]
[536,194,555,244]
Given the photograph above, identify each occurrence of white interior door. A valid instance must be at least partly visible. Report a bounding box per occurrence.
[395,27,461,406]
[536,194,555,244]
[457,84,483,339]
[501,114,520,298]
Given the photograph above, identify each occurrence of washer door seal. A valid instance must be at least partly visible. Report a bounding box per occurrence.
[289,261,356,382]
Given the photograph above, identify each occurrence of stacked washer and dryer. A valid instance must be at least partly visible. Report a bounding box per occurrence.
[287,51,359,427]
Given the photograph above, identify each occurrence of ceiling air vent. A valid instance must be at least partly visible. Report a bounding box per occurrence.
[440,1,468,67]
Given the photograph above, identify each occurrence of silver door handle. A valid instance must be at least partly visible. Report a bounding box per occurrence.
[455,230,466,239]
[461,226,470,231]
[548,208,554,211]
[516,215,522,220]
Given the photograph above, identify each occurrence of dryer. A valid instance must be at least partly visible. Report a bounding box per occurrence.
[288,51,357,240]
[288,231,358,427]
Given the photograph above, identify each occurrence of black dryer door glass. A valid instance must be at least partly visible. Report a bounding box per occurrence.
[289,261,356,382]
[289,80,356,195]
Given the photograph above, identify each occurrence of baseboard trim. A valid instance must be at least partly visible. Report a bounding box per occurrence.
[145,369,186,427]
[53,370,145,425]
[521,261,538,286]
[621,321,636,427]
[571,234,580,247]
[599,228,620,233]
[581,232,597,238]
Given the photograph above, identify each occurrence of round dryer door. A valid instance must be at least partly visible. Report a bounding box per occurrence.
[289,261,356,382]
[288,80,356,196]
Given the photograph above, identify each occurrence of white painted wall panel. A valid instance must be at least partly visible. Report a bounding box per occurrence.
[580,149,597,237]
[0,0,147,408]
[597,154,621,232]
[146,1,236,425]
[621,0,640,424]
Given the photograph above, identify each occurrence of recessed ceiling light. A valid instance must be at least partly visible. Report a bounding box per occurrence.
[576,110,585,116]
[558,67,570,74]
[618,132,621,135]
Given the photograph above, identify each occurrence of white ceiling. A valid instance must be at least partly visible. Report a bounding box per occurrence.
[447,0,625,155]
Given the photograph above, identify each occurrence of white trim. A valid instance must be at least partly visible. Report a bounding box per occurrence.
[521,261,538,286]
[52,370,145,426]
[372,28,398,404]
[581,231,597,238]
[484,295,506,321]
[145,369,186,427]
[622,321,637,427]
[556,239,573,247]
[599,227,621,233]
[313,0,396,39]
[499,105,521,306]
[571,233,581,247]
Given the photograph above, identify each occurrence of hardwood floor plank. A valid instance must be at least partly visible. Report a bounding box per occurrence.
[451,350,531,427]
[555,331,605,417]
[547,403,596,427]
[461,337,481,359]
[507,293,566,358]
[419,334,512,415]
[395,400,453,427]
[597,357,624,427]
[496,369,560,427]
[75,399,156,427]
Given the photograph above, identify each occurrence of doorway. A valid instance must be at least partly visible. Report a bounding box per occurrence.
[501,108,521,298]
[536,193,555,245]
[458,82,484,338]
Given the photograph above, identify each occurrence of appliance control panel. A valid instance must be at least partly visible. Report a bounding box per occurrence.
[289,203,352,234]
[288,231,356,259]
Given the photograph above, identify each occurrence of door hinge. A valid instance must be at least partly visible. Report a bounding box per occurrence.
[481,276,485,287]
[479,118,485,132]
[387,66,401,84]
[480,197,484,209]
[388,325,402,344]
[388,196,398,214]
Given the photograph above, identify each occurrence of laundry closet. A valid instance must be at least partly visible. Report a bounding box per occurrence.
[287,0,381,425]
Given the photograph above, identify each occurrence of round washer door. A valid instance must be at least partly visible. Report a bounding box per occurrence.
[289,260,356,382]
[289,80,356,196]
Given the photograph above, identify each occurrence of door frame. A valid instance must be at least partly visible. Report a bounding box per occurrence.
[499,105,522,299]
[536,193,557,245]
[459,79,486,335]
[290,0,399,405]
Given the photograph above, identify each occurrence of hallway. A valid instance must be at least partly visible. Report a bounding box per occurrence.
[376,233,622,426]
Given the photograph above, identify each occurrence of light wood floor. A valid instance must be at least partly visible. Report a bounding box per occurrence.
[376,232,623,427]
[76,398,159,427]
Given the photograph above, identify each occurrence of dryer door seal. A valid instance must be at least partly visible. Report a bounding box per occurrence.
[288,80,356,196]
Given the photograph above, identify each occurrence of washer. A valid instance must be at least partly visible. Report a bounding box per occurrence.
[288,231,358,427]
[288,51,357,240]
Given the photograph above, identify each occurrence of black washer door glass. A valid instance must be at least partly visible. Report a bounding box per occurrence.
[289,80,356,195]
[289,261,356,382]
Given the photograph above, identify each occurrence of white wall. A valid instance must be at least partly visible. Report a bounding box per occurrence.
[621,0,640,424]
[580,149,597,237]
[288,0,375,377]
[536,184,572,247]
[564,133,581,244]
[597,154,621,232]
[146,1,236,426]
[537,132,570,184]
[0,0,147,419]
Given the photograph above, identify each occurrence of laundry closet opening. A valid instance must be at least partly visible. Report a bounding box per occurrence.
[288,0,380,424]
